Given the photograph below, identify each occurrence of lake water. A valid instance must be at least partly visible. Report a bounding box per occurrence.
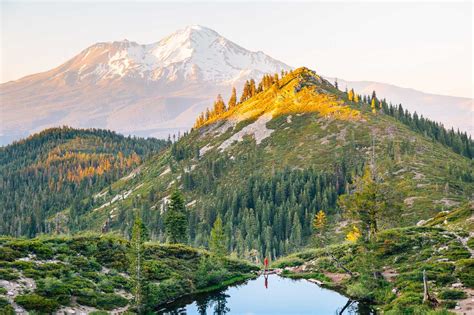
[158,274,372,314]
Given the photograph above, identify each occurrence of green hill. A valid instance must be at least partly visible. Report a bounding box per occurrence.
[0,127,169,237]
[67,67,472,259]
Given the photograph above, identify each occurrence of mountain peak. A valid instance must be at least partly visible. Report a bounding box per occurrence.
[194,67,361,129]
[48,25,291,84]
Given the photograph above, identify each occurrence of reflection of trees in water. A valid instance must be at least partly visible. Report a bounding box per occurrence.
[195,292,230,315]
[336,299,373,315]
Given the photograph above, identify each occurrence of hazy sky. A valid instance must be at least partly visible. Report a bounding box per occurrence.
[1,1,472,98]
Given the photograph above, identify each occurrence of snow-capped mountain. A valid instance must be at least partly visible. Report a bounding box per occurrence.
[0,25,291,144]
[47,25,289,85]
[1,25,472,145]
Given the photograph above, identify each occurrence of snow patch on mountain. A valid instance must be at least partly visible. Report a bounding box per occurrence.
[74,25,290,84]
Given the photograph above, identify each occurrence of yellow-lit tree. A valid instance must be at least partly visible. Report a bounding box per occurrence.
[312,210,327,246]
[346,226,361,242]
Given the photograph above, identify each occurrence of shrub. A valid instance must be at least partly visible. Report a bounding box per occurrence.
[68,276,96,293]
[144,260,173,281]
[69,255,101,272]
[0,247,21,262]
[146,278,191,306]
[0,268,20,280]
[0,297,14,315]
[438,289,467,300]
[386,292,423,312]
[96,293,128,310]
[15,294,59,313]
[441,300,457,309]
[467,237,474,250]
[98,280,115,293]
[195,257,227,289]
[109,275,131,290]
[76,289,128,310]
[0,297,10,307]
[456,259,474,288]
[36,277,72,304]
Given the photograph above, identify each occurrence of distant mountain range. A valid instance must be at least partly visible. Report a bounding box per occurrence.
[0,25,472,145]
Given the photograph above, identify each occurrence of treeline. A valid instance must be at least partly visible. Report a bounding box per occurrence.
[194,72,287,128]
[343,87,473,159]
[0,127,169,237]
[380,102,473,159]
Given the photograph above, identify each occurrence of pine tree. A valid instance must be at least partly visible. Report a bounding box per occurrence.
[228,87,237,109]
[240,81,250,103]
[354,93,359,103]
[213,94,226,115]
[338,167,400,241]
[129,215,148,313]
[312,210,327,232]
[164,189,188,243]
[210,215,227,257]
[249,79,256,97]
[312,210,327,246]
[348,89,354,102]
[371,98,377,114]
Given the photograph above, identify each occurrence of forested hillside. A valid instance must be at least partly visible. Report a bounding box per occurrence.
[67,68,472,261]
[0,127,169,237]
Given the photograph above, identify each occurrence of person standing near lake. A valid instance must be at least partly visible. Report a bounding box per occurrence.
[264,257,268,273]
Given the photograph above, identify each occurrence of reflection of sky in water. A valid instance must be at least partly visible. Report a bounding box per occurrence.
[164,274,359,314]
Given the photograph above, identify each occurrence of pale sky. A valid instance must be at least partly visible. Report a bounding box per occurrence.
[1,1,472,98]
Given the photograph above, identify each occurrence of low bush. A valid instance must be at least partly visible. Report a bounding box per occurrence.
[456,259,474,288]
[15,294,59,313]
[0,268,20,280]
[438,289,467,300]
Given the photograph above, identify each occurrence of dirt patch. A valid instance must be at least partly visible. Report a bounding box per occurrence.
[323,272,350,284]
[435,198,460,207]
[412,171,425,180]
[453,288,474,314]
[404,196,421,207]
[382,267,398,282]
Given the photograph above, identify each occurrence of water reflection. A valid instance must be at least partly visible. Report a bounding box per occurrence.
[158,274,372,314]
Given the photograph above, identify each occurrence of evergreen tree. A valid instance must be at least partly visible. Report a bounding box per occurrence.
[338,167,400,241]
[213,94,226,115]
[228,87,237,109]
[348,89,354,102]
[209,215,227,257]
[371,98,377,114]
[312,210,327,246]
[164,189,188,243]
[128,215,148,313]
